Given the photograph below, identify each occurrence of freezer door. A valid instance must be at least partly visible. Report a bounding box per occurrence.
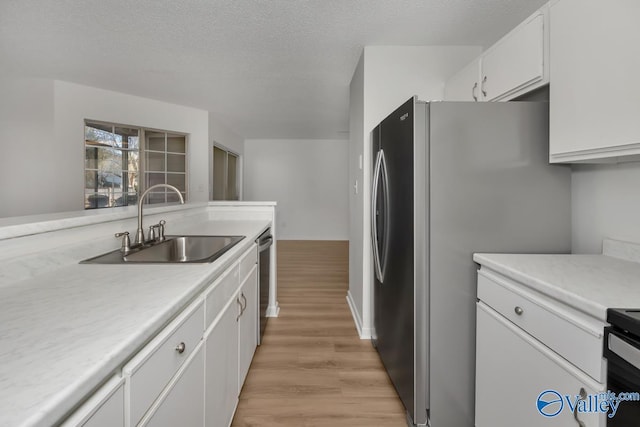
[373,97,416,422]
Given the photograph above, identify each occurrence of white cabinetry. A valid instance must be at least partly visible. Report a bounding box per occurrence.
[443,59,481,102]
[61,376,125,427]
[475,269,606,427]
[203,242,258,427]
[549,0,640,162]
[140,344,205,427]
[123,300,204,426]
[444,5,548,102]
[62,240,261,427]
[205,296,240,427]
[238,266,258,388]
[476,303,604,427]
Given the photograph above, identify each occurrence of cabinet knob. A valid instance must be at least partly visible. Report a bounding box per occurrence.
[514,306,524,316]
[175,342,186,354]
[481,76,488,97]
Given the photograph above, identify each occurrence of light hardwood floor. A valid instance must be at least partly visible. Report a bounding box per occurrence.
[231,240,406,427]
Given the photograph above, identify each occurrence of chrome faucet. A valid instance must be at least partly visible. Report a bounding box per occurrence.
[135,184,185,246]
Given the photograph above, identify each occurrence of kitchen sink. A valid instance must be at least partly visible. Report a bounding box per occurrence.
[81,235,245,264]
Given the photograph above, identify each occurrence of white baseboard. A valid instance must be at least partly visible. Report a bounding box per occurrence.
[266,302,280,317]
[346,291,372,339]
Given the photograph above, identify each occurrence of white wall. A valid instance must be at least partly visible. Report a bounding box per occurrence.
[347,55,365,332]
[0,78,211,217]
[348,46,481,337]
[572,161,640,253]
[55,81,210,209]
[0,78,56,217]
[244,139,349,240]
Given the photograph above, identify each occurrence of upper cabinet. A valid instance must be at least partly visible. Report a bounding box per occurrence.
[549,0,640,163]
[444,5,549,102]
[443,58,481,102]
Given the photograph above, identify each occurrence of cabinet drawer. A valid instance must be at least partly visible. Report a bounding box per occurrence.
[205,264,239,330]
[124,300,204,426]
[239,243,257,283]
[477,270,605,382]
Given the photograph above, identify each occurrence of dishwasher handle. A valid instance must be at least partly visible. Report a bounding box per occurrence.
[258,235,273,252]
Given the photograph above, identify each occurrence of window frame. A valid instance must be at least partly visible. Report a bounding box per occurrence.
[83,119,189,210]
[212,143,241,201]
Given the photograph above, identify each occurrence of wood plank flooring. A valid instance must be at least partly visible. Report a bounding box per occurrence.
[231,240,406,427]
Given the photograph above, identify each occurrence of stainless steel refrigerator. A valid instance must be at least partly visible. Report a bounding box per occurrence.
[370,97,571,427]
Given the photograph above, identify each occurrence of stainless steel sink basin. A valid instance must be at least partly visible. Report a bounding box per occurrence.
[81,235,245,264]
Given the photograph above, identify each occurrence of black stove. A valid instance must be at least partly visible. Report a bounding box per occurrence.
[604,308,640,426]
[607,308,640,338]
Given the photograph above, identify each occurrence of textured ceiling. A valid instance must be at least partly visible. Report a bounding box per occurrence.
[0,0,547,139]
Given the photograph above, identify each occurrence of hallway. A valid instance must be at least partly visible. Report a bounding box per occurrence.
[232,240,406,426]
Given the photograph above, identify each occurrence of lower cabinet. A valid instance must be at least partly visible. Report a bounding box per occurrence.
[205,296,240,427]
[140,344,205,427]
[476,302,605,427]
[238,266,258,388]
[62,242,261,427]
[60,376,125,427]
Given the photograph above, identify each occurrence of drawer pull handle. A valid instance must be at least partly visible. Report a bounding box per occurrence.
[514,306,524,316]
[236,297,243,321]
[175,342,186,354]
[574,387,587,427]
[241,293,247,313]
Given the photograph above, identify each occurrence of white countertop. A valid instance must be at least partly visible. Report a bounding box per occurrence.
[473,251,640,322]
[0,219,270,427]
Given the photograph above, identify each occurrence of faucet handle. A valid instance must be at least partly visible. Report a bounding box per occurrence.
[148,224,160,243]
[158,220,166,241]
[115,232,131,254]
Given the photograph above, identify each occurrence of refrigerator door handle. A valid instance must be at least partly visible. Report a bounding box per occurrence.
[371,149,384,283]
[379,150,390,281]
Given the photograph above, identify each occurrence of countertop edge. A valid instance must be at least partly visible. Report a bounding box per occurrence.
[9,220,271,427]
[473,253,609,322]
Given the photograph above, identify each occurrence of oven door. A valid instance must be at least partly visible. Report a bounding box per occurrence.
[604,328,640,425]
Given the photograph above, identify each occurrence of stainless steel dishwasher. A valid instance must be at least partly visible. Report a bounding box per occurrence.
[256,229,272,345]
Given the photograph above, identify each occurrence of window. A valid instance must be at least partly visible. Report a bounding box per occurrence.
[144,131,187,204]
[84,121,187,209]
[212,145,239,200]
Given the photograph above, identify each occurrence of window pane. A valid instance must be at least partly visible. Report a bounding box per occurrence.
[85,193,110,209]
[145,151,165,172]
[85,147,99,170]
[167,173,186,192]
[167,154,185,172]
[167,134,186,153]
[85,123,123,148]
[145,172,165,187]
[167,192,186,203]
[145,192,166,205]
[115,193,138,206]
[114,127,139,149]
[84,171,99,190]
[227,153,238,200]
[146,131,165,151]
[213,146,227,200]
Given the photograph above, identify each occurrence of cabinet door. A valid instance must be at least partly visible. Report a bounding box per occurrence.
[141,344,205,427]
[238,266,258,389]
[476,302,606,427]
[205,296,240,427]
[61,376,125,427]
[444,58,481,101]
[480,9,546,101]
[550,0,640,162]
